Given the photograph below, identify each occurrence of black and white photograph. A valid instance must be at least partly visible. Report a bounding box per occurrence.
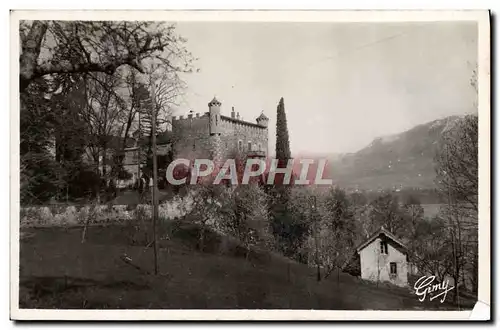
[10,10,490,320]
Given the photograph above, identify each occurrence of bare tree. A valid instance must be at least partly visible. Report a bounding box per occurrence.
[435,115,478,215]
[80,72,127,202]
[408,216,454,283]
[367,193,408,237]
[19,20,195,92]
[433,67,479,303]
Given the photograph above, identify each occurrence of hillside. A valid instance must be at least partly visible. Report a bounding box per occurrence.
[19,222,470,311]
[325,116,465,190]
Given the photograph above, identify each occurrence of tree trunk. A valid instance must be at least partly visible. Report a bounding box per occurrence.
[151,83,159,275]
[81,207,92,243]
[102,143,107,177]
[20,21,48,92]
[199,225,205,252]
[337,267,340,289]
[245,246,250,261]
[95,151,101,204]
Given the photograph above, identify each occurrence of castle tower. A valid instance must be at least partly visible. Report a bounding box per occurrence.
[256,112,269,128]
[207,97,223,168]
[208,96,222,135]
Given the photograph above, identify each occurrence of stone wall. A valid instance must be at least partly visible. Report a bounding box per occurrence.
[219,117,268,159]
[20,194,195,228]
[172,114,212,161]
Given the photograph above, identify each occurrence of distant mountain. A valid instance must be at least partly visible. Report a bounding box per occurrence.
[325,116,465,190]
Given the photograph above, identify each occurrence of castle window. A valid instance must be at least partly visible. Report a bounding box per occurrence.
[248,141,252,151]
[238,140,243,152]
[258,143,262,151]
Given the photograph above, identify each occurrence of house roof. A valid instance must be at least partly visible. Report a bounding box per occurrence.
[356,226,408,254]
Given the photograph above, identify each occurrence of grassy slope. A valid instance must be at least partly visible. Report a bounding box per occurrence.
[19,222,471,310]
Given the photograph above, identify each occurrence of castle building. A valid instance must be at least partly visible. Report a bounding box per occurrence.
[171,97,269,163]
[121,97,269,183]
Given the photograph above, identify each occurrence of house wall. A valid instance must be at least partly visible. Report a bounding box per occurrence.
[359,236,408,287]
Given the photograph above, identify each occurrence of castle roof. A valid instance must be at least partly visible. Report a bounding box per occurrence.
[256,112,269,121]
[208,96,221,106]
[220,115,266,129]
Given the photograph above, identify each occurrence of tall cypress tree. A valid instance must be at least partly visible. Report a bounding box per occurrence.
[269,97,303,257]
[275,97,291,165]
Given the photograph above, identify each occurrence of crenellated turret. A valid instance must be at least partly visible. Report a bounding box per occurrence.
[256,111,269,128]
[208,96,222,135]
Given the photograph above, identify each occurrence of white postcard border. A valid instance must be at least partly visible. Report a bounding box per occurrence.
[10,9,491,321]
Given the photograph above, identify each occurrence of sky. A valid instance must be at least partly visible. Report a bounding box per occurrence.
[173,21,478,155]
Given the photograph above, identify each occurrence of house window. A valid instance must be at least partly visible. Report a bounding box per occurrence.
[390,262,397,275]
[380,241,388,255]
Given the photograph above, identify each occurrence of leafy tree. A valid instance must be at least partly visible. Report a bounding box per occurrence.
[51,75,93,200]
[282,187,315,260]
[20,78,63,204]
[188,184,232,252]
[221,184,273,258]
[301,187,361,283]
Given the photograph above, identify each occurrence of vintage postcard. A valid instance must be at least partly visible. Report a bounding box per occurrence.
[10,10,490,321]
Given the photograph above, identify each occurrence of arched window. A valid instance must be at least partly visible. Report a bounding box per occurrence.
[238,140,243,152]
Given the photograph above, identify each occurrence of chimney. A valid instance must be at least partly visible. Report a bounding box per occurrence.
[231,106,235,119]
[237,112,240,120]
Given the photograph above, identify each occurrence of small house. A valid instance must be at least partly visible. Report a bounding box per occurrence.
[356,227,408,287]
